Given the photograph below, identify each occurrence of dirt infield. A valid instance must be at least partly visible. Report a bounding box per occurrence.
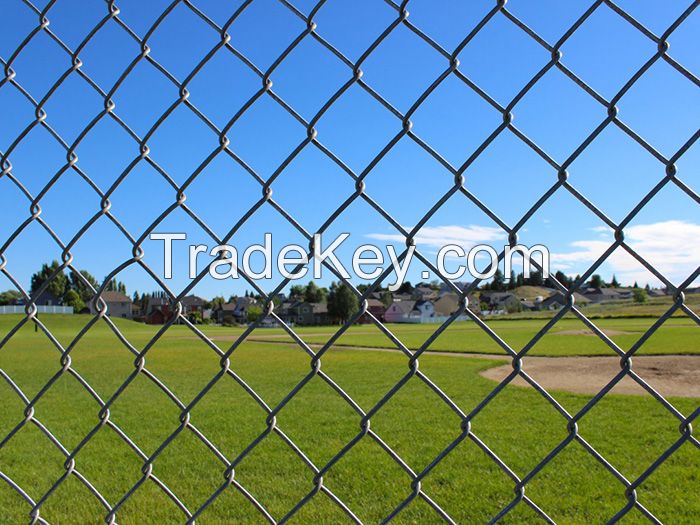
[480,355,700,398]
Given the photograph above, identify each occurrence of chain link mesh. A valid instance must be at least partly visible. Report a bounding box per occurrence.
[1,0,698,523]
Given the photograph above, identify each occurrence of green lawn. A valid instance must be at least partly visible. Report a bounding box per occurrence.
[0,315,698,523]
[240,317,698,357]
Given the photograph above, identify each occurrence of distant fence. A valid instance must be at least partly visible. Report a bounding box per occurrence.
[0,305,73,315]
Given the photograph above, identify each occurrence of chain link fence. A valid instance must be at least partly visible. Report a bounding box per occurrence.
[1,0,698,523]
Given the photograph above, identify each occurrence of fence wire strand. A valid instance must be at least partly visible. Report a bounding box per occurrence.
[0,0,698,523]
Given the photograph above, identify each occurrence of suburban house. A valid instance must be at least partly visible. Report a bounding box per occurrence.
[214,302,238,325]
[541,292,591,310]
[383,291,482,324]
[413,286,438,301]
[131,302,143,321]
[213,296,260,325]
[286,302,330,326]
[384,300,435,323]
[519,299,537,311]
[433,293,481,317]
[581,287,633,303]
[479,291,520,314]
[433,294,460,316]
[145,294,173,324]
[357,298,387,323]
[384,300,417,323]
[33,289,61,306]
[233,296,258,323]
[181,295,207,315]
[414,300,435,319]
[90,291,132,319]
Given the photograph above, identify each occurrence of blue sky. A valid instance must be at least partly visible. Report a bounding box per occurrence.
[0,0,698,299]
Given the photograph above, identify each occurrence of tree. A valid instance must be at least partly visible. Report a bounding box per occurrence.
[590,274,603,288]
[289,285,305,300]
[246,305,263,323]
[140,292,149,312]
[63,289,85,312]
[209,296,225,310]
[491,269,505,291]
[573,274,582,291]
[0,290,21,305]
[31,261,68,300]
[527,270,544,287]
[304,282,327,303]
[380,291,393,307]
[515,272,524,287]
[327,282,359,324]
[70,269,99,302]
[554,270,571,289]
[395,281,414,295]
[610,274,620,288]
[104,278,126,295]
[506,301,522,314]
[633,288,648,303]
[188,311,203,324]
[508,271,517,290]
[356,284,369,295]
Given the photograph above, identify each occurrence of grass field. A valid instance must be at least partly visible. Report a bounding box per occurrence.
[243,317,699,357]
[0,315,698,524]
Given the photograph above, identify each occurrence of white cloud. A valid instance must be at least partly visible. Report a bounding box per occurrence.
[366,220,699,286]
[552,220,700,285]
[366,224,505,250]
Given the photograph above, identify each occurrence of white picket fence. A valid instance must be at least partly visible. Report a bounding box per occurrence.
[0,305,73,315]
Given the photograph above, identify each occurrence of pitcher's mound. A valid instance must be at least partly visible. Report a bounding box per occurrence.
[480,355,700,398]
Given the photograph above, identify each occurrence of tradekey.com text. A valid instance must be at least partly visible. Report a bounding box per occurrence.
[150,233,550,292]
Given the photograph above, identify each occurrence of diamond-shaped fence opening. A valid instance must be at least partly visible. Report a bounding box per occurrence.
[0,1,698,523]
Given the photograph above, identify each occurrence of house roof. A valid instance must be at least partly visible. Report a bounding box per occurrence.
[433,293,460,314]
[583,287,621,297]
[366,298,385,308]
[147,295,169,308]
[181,294,206,306]
[481,291,517,302]
[101,291,131,303]
[235,296,257,309]
[388,300,416,313]
[543,292,590,305]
